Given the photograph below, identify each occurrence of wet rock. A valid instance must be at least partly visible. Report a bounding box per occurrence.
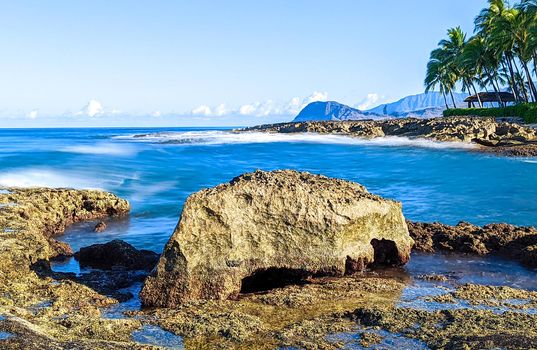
[47,238,74,260]
[0,188,130,273]
[140,170,413,307]
[132,274,405,349]
[94,221,107,233]
[408,221,537,267]
[479,142,537,157]
[416,274,449,282]
[240,117,537,155]
[0,188,146,348]
[74,239,159,271]
[351,302,537,349]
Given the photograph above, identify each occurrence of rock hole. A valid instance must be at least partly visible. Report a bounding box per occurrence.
[240,267,311,293]
[370,239,403,267]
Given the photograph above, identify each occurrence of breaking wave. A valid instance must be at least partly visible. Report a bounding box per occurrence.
[114,131,476,150]
[0,168,131,189]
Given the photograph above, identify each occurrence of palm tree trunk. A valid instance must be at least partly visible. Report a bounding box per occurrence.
[449,90,457,108]
[523,61,537,102]
[513,57,530,102]
[489,73,504,107]
[442,91,449,110]
[533,52,537,76]
[504,53,521,102]
[470,81,483,108]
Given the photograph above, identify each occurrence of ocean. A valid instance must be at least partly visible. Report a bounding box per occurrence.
[0,127,536,254]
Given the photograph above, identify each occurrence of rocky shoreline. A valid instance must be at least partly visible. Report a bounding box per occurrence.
[2,173,537,349]
[239,116,537,157]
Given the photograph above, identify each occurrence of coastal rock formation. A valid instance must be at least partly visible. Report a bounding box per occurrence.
[0,188,130,275]
[140,170,413,307]
[0,187,147,348]
[241,116,537,151]
[408,221,537,267]
[74,239,159,271]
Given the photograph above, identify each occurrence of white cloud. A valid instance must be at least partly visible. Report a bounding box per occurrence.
[214,104,227,116]
[191,91,329,118]
[356,93,381,110]
[285,91,328,115]
[26,110,38,119]
[239,104,256,115]
[191,105,212,116]
[77,99,104,117]
[151,110,161,117]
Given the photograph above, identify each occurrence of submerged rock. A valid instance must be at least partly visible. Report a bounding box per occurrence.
[140,170,413,307]
[74,239,159,271]
[94,221,107,233]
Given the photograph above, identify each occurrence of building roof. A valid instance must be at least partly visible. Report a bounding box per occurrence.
[464,92,516,103]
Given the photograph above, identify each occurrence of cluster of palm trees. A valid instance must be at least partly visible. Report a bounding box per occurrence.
[425,0,537,109]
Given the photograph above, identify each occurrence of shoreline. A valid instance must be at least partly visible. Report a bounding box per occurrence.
[238,116,537,157]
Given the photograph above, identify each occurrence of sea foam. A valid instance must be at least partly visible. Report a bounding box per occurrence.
[61,142,138,156]
[115,130,476,150]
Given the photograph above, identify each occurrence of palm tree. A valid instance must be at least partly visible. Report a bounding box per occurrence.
[491,8,537,101]
[436,27,484,107]
[462,35,505,106]
[519,0,537,75]
[426,0,537,109]
[476,0,522,101]
[425,55,456,109]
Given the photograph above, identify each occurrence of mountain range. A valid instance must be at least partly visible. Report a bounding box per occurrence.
[292,92,468,122]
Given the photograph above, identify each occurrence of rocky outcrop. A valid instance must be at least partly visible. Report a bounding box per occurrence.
[0,188,129,275]
[140,170,413,307]
[74,239,159,271]
[0,187,147,348]
[408,221,537,267]
[240,117,537,153]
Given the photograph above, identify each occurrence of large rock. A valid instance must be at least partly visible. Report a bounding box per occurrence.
[140,170,413,307]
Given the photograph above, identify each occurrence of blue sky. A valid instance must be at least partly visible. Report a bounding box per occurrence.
[0,0,486,127]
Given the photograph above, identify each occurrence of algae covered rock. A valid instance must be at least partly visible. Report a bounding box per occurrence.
[0,187,130,275]
[141,170,413,307]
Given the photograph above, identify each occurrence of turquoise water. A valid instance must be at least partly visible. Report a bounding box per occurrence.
[0,127,536,253]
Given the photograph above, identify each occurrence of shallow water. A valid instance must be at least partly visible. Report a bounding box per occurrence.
[327,329,429,350]
[131,324,184,349]
[0,331,12,340]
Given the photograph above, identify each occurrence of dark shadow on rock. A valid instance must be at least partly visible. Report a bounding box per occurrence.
[240,267,313,294]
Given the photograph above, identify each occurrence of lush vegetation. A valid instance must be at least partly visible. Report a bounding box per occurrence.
[443,102,537,122]
[425,0,537,109]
